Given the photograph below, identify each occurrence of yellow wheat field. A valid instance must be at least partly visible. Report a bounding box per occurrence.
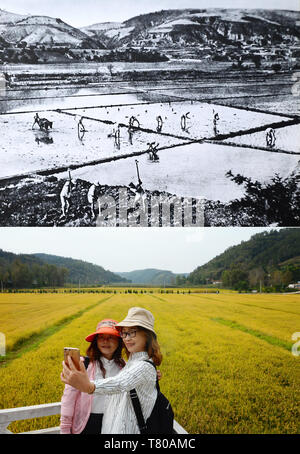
[0,293,109,351]
[0,292,299,434]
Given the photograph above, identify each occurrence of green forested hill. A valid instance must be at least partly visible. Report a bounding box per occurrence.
[0,249,68,288]
[0,249,129,288]
[33,253,129,286]
[116,268,188,285]
[187,229,300,290]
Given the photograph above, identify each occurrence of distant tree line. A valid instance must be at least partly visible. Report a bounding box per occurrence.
[177,262,300,292]
[221,263,299,292]
[87,48,169,63]
[0,44,169,64]
[0,259,68,290]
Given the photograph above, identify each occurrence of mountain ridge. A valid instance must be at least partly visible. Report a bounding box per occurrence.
[187,228,300,289]
[82,8,300,49]
[0,9,103,48]
[33,253,129,285]
[1,7,299,51]
[116,268,188,285]
[0,249,129,287]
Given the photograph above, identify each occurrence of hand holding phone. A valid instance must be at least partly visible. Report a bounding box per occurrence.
[64,347,81,371]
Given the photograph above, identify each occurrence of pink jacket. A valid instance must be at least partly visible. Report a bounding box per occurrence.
[60,359,96,434]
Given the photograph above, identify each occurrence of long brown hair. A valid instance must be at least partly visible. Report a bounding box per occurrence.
[123,327,163,366]
[86,335,125,378]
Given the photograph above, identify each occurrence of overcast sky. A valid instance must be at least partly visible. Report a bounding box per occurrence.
[0,0,298,27]
[0,227,281,274]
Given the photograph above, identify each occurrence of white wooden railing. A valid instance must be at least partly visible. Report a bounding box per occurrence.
[0,402,188,434]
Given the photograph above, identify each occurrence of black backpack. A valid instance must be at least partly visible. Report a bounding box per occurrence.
[83,356,90,369]
[129,360,174,434]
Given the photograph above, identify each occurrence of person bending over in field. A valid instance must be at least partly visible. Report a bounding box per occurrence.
[108,125,121,148]
[32,113,53,132]
[128,116,140,130]
[180,112,190,131]
[61,307,164,434]
[147,142,159,161]
[78,117,86,134]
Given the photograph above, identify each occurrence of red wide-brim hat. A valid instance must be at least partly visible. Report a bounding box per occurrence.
[85,319,120,342]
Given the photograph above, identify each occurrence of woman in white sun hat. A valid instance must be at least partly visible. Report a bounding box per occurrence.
[61,307,163,434]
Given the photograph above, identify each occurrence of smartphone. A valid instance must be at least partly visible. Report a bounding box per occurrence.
[64,347,81,370]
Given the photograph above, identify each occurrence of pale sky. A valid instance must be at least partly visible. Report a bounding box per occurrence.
[0,0,298,27]
[0,227,281,274]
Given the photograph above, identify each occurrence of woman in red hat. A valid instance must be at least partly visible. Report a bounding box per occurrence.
[61,308,165,434]
[60,319,125,434]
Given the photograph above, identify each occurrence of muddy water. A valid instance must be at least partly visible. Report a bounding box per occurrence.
[57,142,299,203]
[223,123,300,153]
[0,89,147,114]
[1,82,298,203]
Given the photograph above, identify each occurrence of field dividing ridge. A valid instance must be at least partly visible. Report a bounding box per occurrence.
[211,317,293,352]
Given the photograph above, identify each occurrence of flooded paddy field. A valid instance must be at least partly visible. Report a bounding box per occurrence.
[222,123,300,154]
[0,110,190,178]
[0,63,299,226]
[62,100,292,140]
[63,142,298,203]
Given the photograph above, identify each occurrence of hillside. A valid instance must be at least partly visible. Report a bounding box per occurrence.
[1,7,299,64]
[0,248,68,288]
[83,8,300,50]
[116,268,188,285]
[0,248,44,268]
[0,8,103,48]
[33,253,129,286]
[188,228,300,289]
[0,9,28,24]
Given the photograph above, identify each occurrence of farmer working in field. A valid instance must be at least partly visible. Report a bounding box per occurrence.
[32,113,40,129]
[78,117,86,133]
[213,111,219,136]
[87,182,100,218]
[266,128,276,148]
[60,172,74,218]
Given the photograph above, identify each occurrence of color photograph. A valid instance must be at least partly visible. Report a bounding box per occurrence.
[0,227,299,435]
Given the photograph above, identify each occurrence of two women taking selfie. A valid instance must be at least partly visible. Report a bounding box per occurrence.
[61,307,167,434]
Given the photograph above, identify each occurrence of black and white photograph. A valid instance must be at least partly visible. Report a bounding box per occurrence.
[0,0,299,226]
